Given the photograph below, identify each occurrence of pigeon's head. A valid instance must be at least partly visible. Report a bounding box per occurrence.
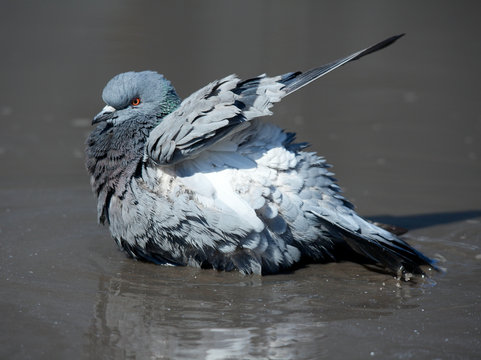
[92,71,181,125]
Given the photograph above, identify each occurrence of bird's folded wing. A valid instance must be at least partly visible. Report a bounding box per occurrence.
[146,34,404,165]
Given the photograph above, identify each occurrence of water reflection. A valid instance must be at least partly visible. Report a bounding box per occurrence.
[86,262,430,359]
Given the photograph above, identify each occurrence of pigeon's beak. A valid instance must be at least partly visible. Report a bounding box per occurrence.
[92,105,117,125]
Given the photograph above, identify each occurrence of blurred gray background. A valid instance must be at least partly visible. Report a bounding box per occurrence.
[1,1,480,359]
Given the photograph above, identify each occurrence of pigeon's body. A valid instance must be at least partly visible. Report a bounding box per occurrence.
[86,35,436,277]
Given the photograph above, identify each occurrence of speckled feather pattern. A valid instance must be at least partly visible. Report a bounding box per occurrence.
[86,35,436,277]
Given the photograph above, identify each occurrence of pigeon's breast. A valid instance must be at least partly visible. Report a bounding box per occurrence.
[86,120,154,223]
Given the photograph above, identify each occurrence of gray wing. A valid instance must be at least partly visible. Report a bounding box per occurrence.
[146,34,404,165]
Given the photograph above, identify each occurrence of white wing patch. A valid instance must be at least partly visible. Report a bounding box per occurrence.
[177,166,266,233]
[171,121,300,236]
[256,147,298,170]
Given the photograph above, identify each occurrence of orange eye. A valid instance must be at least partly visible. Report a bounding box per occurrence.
[131,97,141,106]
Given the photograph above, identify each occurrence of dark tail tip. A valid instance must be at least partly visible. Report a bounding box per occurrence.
[352,33,405,61]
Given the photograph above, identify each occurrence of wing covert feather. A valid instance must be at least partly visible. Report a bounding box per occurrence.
[146,35,404,165]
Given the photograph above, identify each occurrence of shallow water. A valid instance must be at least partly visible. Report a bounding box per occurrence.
[1,1,480,359]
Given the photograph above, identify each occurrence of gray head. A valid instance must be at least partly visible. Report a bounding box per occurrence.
[92,71,181,125]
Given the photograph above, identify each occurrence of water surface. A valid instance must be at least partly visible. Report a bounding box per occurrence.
[1,1,480,359]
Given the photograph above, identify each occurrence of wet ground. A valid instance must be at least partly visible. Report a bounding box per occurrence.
[1,1,480,359]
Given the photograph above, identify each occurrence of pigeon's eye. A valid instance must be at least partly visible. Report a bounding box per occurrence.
[131,97,141,106]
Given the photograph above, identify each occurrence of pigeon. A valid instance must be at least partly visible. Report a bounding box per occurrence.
[86,34,436,278]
